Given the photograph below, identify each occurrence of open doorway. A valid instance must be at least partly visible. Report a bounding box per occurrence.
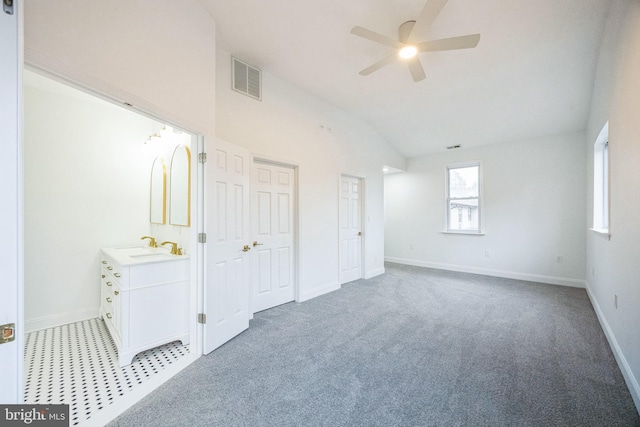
[22,69,199,425]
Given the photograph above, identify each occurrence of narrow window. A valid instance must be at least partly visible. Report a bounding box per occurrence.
[593,122,609,232]
[446,163,481,233]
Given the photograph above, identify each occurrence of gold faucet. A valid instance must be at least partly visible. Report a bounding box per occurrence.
[161,241,182,255]
[141,236,158,248]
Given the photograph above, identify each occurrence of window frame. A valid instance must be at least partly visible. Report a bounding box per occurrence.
[592,122,610,237]
[444,161,483,235]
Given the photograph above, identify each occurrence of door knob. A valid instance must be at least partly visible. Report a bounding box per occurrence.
[242,245,251,252]
[357,231,362,236]
[253,241,263,247]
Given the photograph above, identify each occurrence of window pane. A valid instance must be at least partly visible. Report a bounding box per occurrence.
[448,199,479,230]
[603,142,609,229]
[449,166,479,198]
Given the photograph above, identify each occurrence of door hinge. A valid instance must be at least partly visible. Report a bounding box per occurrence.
[0,323,16,344]
[198,152,207,163]
[198,232,207,243]
[197,313,207,324]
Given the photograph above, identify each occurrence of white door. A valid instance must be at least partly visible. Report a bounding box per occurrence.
[251,162,296,313]
[0,0,22,403]
[203,139,251,354]
[339,175,362,285]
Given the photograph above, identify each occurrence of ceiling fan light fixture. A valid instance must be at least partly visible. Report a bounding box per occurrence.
[399,45,418,59]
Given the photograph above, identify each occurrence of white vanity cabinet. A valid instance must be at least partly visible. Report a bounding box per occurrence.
[99,247,190,367]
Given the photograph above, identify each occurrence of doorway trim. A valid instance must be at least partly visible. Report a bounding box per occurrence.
[19,64,203,420]
[0,0,24,403]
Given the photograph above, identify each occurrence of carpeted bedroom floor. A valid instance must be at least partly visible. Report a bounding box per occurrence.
[110,262,640,426]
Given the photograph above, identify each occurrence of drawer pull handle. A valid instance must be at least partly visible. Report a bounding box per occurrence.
[106,297,112,303]
[107,266,113,271]
[106,282,112,287]
[101,275,105,279]
[114,291,119,296]
[106,313,112,319]
[114,273,121,278]
[101,261,107,264]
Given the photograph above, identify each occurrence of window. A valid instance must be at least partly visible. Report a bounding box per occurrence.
[593,122,609,232]
[446,163,481,233]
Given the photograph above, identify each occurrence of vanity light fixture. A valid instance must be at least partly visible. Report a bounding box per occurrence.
[159,125,173,137]
[144,132,161,144]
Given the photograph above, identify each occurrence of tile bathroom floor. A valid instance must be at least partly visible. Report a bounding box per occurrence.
[24,318,189,426]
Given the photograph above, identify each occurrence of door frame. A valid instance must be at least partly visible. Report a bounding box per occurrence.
[338,173,366,284]
[251,156,300,314]
[0,0,24,403]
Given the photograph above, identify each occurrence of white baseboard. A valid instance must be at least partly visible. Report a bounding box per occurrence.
[25,308,99,333]
[298,281,340,302]
[364,267,385,279]
[384,257,586,288]
[585,281,640,413]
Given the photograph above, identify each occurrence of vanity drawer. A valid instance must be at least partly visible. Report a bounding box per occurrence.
[100,257,123,281]
[102,283,122,340]
[101,267,117,289]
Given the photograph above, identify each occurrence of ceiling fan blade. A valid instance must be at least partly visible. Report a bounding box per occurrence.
[407,0,448,43]
[417,34,481,52]
[359,54,397,76]
[407,57,426,82]
[351,26,403,49]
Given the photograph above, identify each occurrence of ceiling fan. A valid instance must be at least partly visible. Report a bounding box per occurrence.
[350,0,480,82]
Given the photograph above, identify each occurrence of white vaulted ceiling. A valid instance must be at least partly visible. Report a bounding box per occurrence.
[199,0,612,158]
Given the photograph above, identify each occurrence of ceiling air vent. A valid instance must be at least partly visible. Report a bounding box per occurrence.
[232,57,261,101]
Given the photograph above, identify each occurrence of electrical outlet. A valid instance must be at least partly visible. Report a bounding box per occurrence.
[614,294,618,309]
[556,256,563,263]
[484,250,491,257]
[409,244,414,250]
[592,267,595,276]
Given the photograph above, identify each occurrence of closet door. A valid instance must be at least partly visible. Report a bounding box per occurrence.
[203,139,251,354]
[0,0,23,403]
[339,175,363,285]
[250,162,296,313]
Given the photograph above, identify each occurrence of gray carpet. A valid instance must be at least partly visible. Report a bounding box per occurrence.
[109,263,640,426]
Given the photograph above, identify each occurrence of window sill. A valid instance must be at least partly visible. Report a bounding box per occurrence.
[441,230,485,236]
[589,228,611,240]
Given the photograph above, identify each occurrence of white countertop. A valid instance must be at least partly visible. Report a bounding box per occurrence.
[101,245,190,266]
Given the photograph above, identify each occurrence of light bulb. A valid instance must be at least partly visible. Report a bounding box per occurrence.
[399,46,417,59]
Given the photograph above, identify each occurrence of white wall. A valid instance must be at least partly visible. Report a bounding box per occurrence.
[584,0,640,409]
[24,0,216,138]
[385,133,586,287]
[215,50,405,300]
[24,73,191,331]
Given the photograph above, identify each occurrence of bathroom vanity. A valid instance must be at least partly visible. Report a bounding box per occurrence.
[99,246,190,367]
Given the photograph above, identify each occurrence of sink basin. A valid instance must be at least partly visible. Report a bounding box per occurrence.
[115,245,151,252]
[129,253,175,262]
[114,246,168,257]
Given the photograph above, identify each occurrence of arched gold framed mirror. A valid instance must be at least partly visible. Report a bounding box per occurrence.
[150,156,166,224]
[169,145,191,226]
